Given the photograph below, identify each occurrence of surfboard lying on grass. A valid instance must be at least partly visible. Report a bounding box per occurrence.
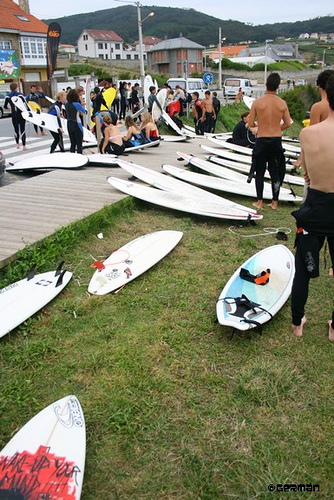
[0,262,72,338]
[0,395,86,499]
[200,144,297,168]
[88,230,183,295]
[117,159,259,215]
[205,154,304,187]
[107,177,262,221]
[216,245,294,331]
[6,152,89,172]
[162,164,301,202]
[208,136,300,159]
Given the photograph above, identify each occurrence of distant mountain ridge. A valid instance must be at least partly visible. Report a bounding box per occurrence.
[44,5,334,47]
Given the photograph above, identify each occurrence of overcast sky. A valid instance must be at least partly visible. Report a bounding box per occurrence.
[29,0,333,25]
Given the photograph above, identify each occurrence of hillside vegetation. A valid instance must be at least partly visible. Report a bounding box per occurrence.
[45,6,334,48]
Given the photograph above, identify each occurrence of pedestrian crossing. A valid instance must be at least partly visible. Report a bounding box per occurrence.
[0,131,71,164]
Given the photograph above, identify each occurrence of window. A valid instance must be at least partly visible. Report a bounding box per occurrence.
[105,43,107,49]
[19,37,46,63]
[0,41,11,50]
[105,54,108,60]
[85,44,88,51]
[116,54,121,60]
[127,54,131,60]
[15,14,29,22]
[98,43,103,49]
[115,43,120,50]
[83,34,88,41]
[99,54,103,59]
[134,54,139,60]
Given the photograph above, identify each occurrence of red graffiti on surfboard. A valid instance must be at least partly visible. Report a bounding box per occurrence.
[0,444,81,498]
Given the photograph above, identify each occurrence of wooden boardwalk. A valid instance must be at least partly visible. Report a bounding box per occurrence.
[0,137,205,268]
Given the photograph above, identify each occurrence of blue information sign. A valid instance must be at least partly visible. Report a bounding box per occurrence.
[203,72,213,84]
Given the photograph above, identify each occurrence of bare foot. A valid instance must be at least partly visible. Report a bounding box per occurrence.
[292,316,307,338]
[267,202,278,210]
[41,132,46,136]
[16,145,20,149]
[328,321,334,341]
[329,267,333,277]
[252,201,263,210]
[23,146,27,150]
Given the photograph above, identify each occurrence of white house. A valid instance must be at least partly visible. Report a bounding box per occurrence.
[77,29,124,60]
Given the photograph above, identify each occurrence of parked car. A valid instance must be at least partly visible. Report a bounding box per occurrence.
[223,78,253,98]
[0,151,5,181]
[0,90,11,118]
[295,79,306,86]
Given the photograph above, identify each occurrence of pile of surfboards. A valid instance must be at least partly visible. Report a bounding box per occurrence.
[108,159,262,221]
[176,152,303,201]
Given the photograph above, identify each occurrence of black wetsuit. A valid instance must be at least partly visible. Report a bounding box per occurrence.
[65,101,86,154]
[48,101,65,153]
[251,137,286,201]
[231,120,256,148]
[5,91,26,147]
[291,188,334,325]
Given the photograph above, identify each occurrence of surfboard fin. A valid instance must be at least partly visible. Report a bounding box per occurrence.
[55,269,67,287]
[55,261,65,276]
[27,264,37,281]
[90,260,105,271]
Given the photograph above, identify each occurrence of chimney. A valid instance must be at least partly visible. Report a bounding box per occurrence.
[18,0,30,14]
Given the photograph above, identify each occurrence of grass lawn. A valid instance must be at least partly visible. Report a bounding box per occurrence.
[1,175,333,499]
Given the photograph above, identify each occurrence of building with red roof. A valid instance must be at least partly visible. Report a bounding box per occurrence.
[0,0,48,83]
[77,29,124,60]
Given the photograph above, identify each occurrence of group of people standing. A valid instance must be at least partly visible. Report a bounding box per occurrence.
[191,90,221,135]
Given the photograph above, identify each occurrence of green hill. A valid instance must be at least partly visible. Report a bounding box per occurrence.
[44,6,334,48]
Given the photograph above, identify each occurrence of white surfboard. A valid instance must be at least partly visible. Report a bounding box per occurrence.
[162,164,301,202]
[144,74,154,104]
[6,152,89,172]
[205,155,305,187]
[0,395,85,499]
[107,177,262,221]
[21,110,97,143]
[183,124,231,139]
[243,95,255,109]
[201,144,298,165]
[124,139,161,152]
[11,94,32,112]
[86,153,118,166]
[152,88,167,121]
[216,245,295,331]
[88,230,183,295]
[208,136,300,159]
[117,159,258,214]
[161,110,196,138]
[0,263,72,338]
[177,152,302,201]
[160,134,193,142]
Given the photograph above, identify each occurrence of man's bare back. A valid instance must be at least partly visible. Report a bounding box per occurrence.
[309,98,329,125]
[248,93,291,137]
[300,110,334,192]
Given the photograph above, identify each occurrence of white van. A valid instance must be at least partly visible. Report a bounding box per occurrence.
[223,78,253,98]
[166,78,208,99]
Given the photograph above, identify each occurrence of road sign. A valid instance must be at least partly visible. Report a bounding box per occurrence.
[203,72,213,84]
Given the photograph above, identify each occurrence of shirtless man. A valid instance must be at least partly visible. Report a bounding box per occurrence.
[294,69,334,169]
[248,73,291,210]
[202,90,216,133]
[290,75,334,340]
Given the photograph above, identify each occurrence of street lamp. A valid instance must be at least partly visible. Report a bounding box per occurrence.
[218,27,226,89]
[138,7,154,95]
[115,1,154,99]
